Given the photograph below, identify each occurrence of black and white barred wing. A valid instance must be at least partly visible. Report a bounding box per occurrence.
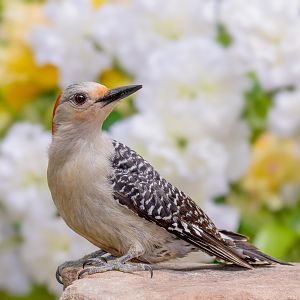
[110,141,252,268]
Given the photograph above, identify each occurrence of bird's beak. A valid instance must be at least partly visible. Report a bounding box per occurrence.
[96,84,142,107]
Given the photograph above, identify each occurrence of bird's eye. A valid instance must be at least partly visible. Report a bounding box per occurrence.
[73,93,87,105]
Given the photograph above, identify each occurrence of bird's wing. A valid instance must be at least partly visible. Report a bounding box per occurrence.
[110,140,251,268]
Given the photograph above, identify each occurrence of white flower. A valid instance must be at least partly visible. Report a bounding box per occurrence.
[31,0,111,87]
[136,38,248,140]
[268,89,300,140]
[220,0,300,90]
[110,39,250,202]
[0,122,54,221]
[94,0,218,75]
[202,202,240,231]
[20,215,96,295]
[0,212,30,295]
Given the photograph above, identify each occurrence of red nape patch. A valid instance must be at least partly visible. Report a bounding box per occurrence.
[52,94,61,135]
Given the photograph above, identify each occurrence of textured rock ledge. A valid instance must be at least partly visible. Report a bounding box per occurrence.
[60,262,300,300]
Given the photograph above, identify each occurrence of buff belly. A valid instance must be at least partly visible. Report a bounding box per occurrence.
[61,192,197,263]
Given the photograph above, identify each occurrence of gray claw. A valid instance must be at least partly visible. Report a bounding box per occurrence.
[82,257,108,269]
[56,266,63,285]
[144,264,153,278]
[78,268,90,279]
[55,250,110,284]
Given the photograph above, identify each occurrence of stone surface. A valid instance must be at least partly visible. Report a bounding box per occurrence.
[60,263,300,300]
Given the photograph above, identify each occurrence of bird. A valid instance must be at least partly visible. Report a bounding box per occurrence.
[47,82,289,282]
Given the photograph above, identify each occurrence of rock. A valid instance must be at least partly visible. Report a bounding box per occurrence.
[60,262,300,300]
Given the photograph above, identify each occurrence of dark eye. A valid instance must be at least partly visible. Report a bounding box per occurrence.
[73,93,87,105]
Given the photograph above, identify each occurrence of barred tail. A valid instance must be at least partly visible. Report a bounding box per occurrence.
[219,230,292,266]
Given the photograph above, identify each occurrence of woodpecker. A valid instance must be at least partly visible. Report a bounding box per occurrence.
[48,82,288,281]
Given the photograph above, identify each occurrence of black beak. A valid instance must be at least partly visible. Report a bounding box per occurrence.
[96,84,142,107]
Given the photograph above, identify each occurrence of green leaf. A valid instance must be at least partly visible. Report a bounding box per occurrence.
[288,203,300,235]
[0,0,3,24]
[176,136,188,150]
[254,223,298,259]
[285,239,300,262]
[243,73,272,142]
[216,23,233,48]
[0,284,55,300]
[102,110,123,131]
[20,89,58,131]
[214,195,226,204]
[238,208,273,240]
[102,96,137,131]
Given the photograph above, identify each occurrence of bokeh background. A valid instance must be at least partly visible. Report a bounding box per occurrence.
[1,0,300,298]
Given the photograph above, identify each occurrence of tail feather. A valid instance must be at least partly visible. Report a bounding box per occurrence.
[219,230,292,266]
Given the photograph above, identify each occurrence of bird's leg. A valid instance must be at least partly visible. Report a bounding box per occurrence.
[56,250,110,284]
[78,246,153,279]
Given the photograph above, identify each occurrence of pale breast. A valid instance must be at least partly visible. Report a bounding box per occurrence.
[48,134,196,262]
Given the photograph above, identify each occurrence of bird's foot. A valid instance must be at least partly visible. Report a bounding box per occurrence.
[56,261,80,285]
[56,250,109,284]
[78,259,153,279]
[82,254,117,268]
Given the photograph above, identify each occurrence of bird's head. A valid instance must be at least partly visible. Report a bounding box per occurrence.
[52,82,142,136]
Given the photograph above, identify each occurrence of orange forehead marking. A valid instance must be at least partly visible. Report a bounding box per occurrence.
[52,94,61,136]
[93,86,108,98]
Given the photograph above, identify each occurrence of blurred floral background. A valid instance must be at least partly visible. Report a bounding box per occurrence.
[1,0,300,298]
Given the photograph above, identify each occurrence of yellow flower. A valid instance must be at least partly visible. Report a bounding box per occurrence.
[92,0,108,8]
[100,68,132,88]
[0,44,58,112]
[242,133,300,209]
[0,0,58,112]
